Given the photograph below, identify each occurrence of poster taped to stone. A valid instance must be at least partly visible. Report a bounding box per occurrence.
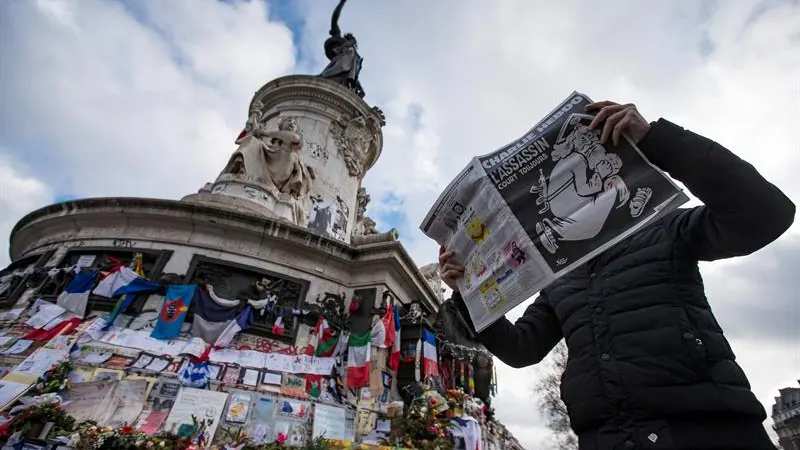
[420,92,689,331]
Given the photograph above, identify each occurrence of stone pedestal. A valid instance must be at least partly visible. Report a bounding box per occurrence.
[183,75,385,244]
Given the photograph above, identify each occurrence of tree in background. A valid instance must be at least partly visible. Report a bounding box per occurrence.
[533,340,578,450]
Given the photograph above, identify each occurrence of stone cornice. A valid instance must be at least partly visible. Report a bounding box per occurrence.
[10,197,440,312]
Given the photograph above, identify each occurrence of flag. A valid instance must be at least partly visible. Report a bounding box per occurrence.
[93,266,146,297]
[305,317,324,356]
[271,314,285,336]
[388,305,401,372]
[382,305,396,348]
[422,328,439,377]
[468,363,475,394]
[56,271,99,317]
[191,285,240,344]
[306,317,338,356]
[346,331,371,388]
[151,285,195,340]
[179,360,211,389]
[24,317,82,341]
[303,319,337,398]
[305,374,323,399]
[370,318,385,348]
[214,306,253,348]
[94,266,162,326]
[315,323,339,357]
[370,306,396,349]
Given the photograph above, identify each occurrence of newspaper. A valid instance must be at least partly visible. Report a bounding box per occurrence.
[420,92,688,331]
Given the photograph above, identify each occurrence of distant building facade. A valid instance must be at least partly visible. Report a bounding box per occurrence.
[773,380,800,450]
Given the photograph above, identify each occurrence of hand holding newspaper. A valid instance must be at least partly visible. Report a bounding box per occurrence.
[420,92,688,332]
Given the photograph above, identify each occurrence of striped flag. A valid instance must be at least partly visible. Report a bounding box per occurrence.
[271,314,285,336]
[191,285,240,344]
[370,306,396,349]
[96,261,161,326]
[305,317,338,357]
[214,306,253,348]
[56,271,99,318]
[346,331,371,388]
[388,305,401,372]
[422,328,439,377]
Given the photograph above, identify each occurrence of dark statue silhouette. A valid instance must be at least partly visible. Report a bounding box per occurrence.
[319,0,365,98]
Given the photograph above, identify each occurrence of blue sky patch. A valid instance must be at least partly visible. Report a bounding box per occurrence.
[266,0,308,63]
[54,194,77,203]
[373,192,409,234]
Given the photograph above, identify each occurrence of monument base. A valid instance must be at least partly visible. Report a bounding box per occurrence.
[183,175,305,224]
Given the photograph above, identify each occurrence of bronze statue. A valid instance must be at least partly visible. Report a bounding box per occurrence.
[320,0,365,98]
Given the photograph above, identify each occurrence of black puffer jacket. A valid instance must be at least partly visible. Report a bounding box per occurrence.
[452,119,795,450]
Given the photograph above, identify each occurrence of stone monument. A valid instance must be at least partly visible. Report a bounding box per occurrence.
[183,76,384,244]
[0,4,525,446]
[5,0,441,353]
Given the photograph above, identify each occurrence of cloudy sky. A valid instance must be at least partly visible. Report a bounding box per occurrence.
[1,0,798,447]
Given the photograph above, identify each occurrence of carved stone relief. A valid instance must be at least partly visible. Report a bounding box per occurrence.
[330,111,382,179]
[352,187,378,237]
[419,263,445,303]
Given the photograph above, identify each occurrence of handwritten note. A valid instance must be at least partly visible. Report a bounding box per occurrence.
[25,301,65,329]
[2,339,33,355]
[81,318,109,341]
[179,337,207,359]
[0,308,25,321]
[0,380,30,410]
[164,387,228,443]
[312,403,347,441]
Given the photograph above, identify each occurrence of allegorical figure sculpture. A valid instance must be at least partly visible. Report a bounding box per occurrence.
[220,115,315,225]
[319,0,365,98]
[352,187,377,236]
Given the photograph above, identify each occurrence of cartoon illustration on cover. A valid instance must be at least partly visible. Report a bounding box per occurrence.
[465,216,490,244]
[479,279,504,310]
[528,113,635,255]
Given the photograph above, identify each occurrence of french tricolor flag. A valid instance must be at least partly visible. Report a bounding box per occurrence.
[422,328,439,377]
[272,313,285,336]
[214,306,253,348]
[388,305,401,372]
[56,271,99,318]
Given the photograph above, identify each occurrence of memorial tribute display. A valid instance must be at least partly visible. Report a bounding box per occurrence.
[0,1,525,449]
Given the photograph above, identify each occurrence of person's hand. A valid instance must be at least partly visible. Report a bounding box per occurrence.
[438,245,465,292]
[586,101,651,146]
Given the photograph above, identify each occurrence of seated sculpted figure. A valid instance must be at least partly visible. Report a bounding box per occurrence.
[220,116,314,225]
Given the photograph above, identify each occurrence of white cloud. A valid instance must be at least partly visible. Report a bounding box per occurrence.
[0,0,295,202]
[1,0,799,448]
[0,154,53,267]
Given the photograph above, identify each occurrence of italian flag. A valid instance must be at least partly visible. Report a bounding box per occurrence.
[305,317,339,357]
[346,330,371,388]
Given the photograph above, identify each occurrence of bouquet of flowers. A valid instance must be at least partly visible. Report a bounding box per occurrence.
[29,360,74,396]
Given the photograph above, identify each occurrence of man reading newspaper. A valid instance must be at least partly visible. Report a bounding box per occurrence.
[438,100,795,450]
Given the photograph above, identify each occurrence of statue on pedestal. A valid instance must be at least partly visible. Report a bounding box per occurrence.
[320,0,365,98]
[220,116,315,225]
[352,187,378,236]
